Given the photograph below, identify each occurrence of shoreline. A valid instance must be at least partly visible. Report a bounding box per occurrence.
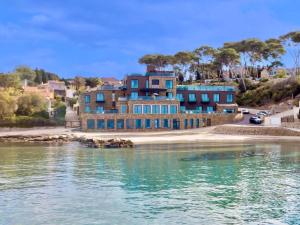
[1,125,300,145]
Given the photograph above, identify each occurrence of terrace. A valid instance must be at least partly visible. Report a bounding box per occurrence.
[118,96,177,101]
[176,85,235,92]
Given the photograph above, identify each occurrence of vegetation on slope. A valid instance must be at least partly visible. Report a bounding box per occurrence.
[236,77,300,107]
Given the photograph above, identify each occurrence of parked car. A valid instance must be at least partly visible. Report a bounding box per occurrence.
[241,109,250,114]
[249,116,263,124]
[256,111,269,117]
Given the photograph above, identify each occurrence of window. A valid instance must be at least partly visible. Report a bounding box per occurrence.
[96,106,104,114]
[97,119,105,129]
[167,92,173,99]
[213,94,220,103]
[163,119,169,128]
[107,119,115,129]
[126,119,133,129]
[207,106,214,113]
[154,119,160,128]
[173,119,180,129]
[224,108,235,113]
[188,93,197,102]
[96,93,104,101]
[165,80,173,89]
[131,79,138,88]
[131,92,138,100]
[152,105,160,114]
[145,119,151,129]
[121,105,127,114]
[196,119,200,128]
[201,94,209,102]
[87,119,95,129]
[190,119,194,128]
[227,94,233,103]
[152,79,159,85]
[170,105,177,114]
[117,119,124,129]
[85,106,91,113]
[184,119,188,129]
[161,105,168,114]
[146,80,149,88]
[196,106,202,112]
[143,105,151,114]
[135,119,142,129]
[176,93,184,102]
[85,95,91,103]
[180,106,186,113]
[133,105,142,114]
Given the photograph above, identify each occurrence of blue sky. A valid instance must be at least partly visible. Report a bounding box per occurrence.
[0,0,299,78]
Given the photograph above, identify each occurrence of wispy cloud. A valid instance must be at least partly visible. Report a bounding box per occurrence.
[0,0,299,77]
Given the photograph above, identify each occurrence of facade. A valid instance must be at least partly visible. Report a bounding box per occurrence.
[46,80,66,99]
[79,69,238,131]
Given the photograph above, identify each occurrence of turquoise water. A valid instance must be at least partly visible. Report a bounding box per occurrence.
[0,142,300,225]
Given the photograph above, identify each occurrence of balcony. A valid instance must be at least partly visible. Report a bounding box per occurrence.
[201,99,210,103]
[188,98,197,103]
[84,109,118,114]
[118,96,177,101]
[177,85,235,92]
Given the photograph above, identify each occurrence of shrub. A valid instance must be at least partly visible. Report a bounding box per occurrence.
[16,93,47,116]
[0,92,16,119]
[0,116,62,128]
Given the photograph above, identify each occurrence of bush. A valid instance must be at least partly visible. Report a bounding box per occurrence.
[0,92,16,119]
[32,110,50,119]
[237,77,300,106]
[16,93,47,116]
[68,97,77,107]
[0,116,63,128]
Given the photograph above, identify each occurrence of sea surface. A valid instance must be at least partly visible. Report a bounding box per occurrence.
[0,142,299,225]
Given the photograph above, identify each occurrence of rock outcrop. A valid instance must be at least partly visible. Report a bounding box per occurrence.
[78,137,134,148]
[0,134,134,148]
[0,134,74,143]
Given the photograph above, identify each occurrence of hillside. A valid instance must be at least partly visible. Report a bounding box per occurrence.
[236,77,300,107]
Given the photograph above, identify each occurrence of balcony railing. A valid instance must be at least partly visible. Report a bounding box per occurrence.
[188,98,197,102]
[118,96,177,101]
[201,99,210,103]
[84,109,119,114]
[177,85,235,91]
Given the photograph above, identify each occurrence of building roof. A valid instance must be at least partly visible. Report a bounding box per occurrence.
[23,86,54,99]
[47,80,66,91]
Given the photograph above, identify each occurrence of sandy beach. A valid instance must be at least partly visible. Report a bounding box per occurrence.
[1,125,300,145]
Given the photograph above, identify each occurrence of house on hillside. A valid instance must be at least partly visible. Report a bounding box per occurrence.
[101,77,122,86]
[46,80,66,99]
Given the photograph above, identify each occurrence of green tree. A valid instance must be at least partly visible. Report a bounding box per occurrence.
[15,66,36,82]
[16,93,47,116]
[139,54,174,70]
[280,31,300,76]
[85,77,101,88]
[74,76,86,91]
[0,92,16,119]
[262,38,285,70]
[193,46,216,80]
[173,51,197,80]
[0,73,20,89]
[214,48,240,79]
[34,69,43,84]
